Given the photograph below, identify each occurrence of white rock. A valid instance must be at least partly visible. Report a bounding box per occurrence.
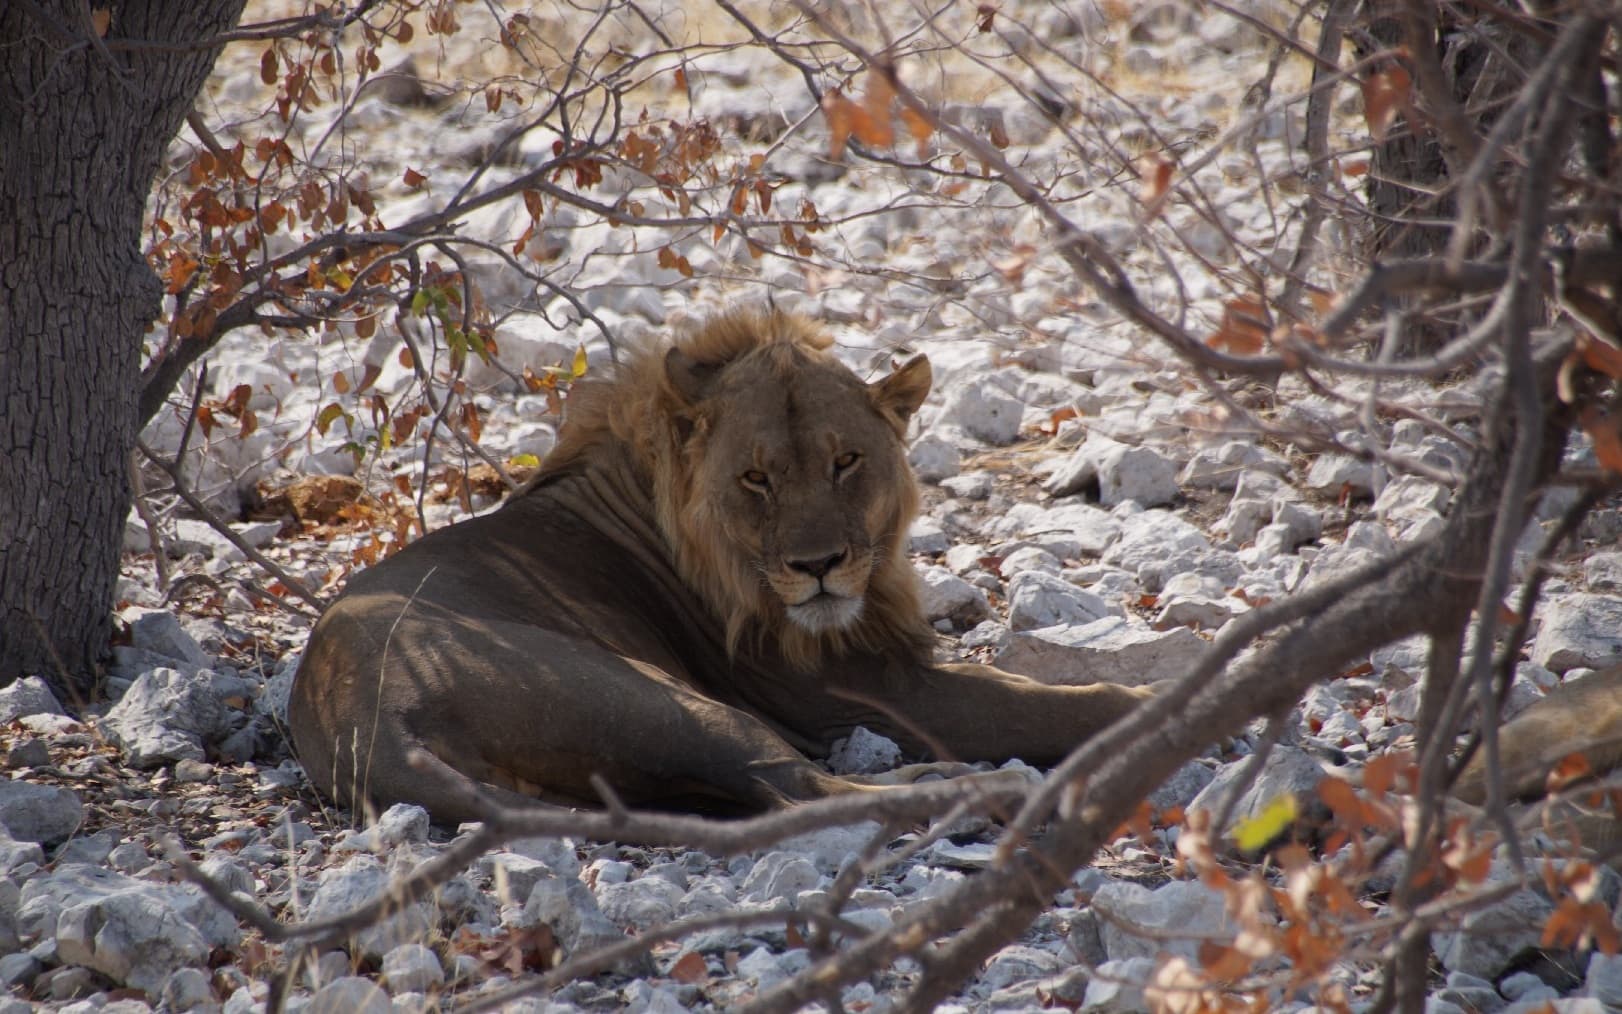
[775,822,883,874]
[1434,863,1555,980]
[306,857,433,962]
[908,434,961,482]
[1306,454,1375,496]
[1096,442,1179,508]
[908,516,950,555]
[1374,474,1450,523]
[1153,592,1240,631]
[918,565,992,626]
[596,877,684,932]
[524,874,647,972]
[116,608,213,673]
[1007,571,1114,631]
[381,943,444,993]
[308,976,392,1014]
[939,471,994,500]
[1080,956,1155,1011]
[1530,594,1622,672]
[827,727,903,775]
[1188,746,1325,847]
[997,617,1202,687]
[1584,551,1622,591]
[1178,441,1290,490]
[977,944,1064,992]
[1091,879,1234,962]
[945,542,988,574]
[740,853,819,904]
[0,781,83,845]
[0,677,65,723]
[337,803,432,853]
[735,945,811,990]
[1585,952,1622,1007]
[1147,761,1216,812]
[998,545,1063,577]
[938,381,1024,445]
[18,865,238,994]
[1271,501,1322,546]
[160,965,214,1010]
[99,667,252,769]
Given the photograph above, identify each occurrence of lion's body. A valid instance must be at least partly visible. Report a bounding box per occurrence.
[1453,666,1622,849]
[289,308,1148,823]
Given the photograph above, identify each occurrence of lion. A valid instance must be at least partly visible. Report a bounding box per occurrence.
[288,306,1152,824]
[1454,665,1622,850]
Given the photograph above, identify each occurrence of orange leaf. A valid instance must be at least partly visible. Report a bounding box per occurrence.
[900,106,933,159]
[1206,295,1269,355]
[1364,750,1415,797]
[333,371,351,394]
[1139,154,1174,219]
[669,950,708,985]
[1362,66,1412,144]
[1581,408,1622,473]
[823,92,856,160]
[1548,752,1594,793]
[90,8,111,36]
[856,73,895,147]
[1578,332,1622,379]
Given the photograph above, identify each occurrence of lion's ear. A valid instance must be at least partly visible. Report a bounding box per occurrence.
[870,354,932,434]
[664,347,720,406]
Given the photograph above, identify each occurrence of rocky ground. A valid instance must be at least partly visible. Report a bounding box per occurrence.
[6,1,1622,1012]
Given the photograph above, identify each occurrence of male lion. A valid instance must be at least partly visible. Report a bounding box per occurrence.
[289,307,1150,823]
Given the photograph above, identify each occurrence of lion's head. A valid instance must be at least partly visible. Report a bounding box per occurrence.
[543,307,937,667]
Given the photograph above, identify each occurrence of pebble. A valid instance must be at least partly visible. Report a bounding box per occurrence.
[381,943,444,993]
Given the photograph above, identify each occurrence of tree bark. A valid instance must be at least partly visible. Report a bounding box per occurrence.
[0,2,246,689]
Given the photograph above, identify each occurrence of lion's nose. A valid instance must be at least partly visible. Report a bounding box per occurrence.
[787,549,847,579]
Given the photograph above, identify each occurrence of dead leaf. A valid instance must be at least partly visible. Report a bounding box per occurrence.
[1138,153,1174,220]
[1362,66,1413,144]
[669,950,708,985]
[1205,295,1269,355]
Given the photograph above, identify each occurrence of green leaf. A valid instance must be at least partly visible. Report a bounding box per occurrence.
[572,345,588,378]
[1231,793,1298,853]
[410,289,430,315]
[316,402,347,436]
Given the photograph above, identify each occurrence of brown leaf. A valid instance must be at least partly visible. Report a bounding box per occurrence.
[901,106,934,159]
[1205,295,1269,355]
[1362,66,1412,144]
[1548,752,1594,793]
[90,8,111,36]
[1581,408,1622,474]
[1138,154,1174,219]
[260,47,278,86]
[403,166,428,189]
[976,4,998,32]
[1363,750,1414,797]
[823,91,857,160]
[333,371,350,394]
[669,950,708,985]
[856,73,895,148]
[1578,331,1622,379]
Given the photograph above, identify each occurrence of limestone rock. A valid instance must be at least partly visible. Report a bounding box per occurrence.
[997,617,1202,687]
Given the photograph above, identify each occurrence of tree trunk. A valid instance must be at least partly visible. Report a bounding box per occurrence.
[0,3,246,690]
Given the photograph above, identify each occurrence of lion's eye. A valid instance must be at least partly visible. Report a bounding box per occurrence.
[833,451,861,477]
[741,469,771,491]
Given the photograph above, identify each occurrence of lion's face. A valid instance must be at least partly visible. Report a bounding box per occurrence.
[662,340,932,647]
